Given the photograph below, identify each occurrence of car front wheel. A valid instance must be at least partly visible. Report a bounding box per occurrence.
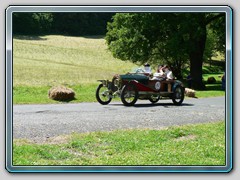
[120,83,138,106]
[96,84,112,105]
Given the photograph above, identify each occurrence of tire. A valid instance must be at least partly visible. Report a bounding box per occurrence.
[172,85,184,105]
[120,83,138,106]
[96,84,112,105]
[149,95,160,104]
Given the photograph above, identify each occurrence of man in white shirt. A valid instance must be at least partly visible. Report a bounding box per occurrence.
[143,63,152,74]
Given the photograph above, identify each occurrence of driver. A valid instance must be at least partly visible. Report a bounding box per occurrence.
[143,63,152,74]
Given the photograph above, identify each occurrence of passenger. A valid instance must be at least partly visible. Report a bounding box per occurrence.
[163,65,174,80]
[157,65,165,75]
[162,65,174,92]
[152,65,165,80]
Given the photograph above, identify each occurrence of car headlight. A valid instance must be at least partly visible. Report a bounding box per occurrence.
[113,78,121,88]
[114,78,120,87]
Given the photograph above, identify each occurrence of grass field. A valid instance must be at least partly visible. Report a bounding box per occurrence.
[13,121,225,165]
[13,35,137,86]
[13,35,225,104]
[13,35,138,104]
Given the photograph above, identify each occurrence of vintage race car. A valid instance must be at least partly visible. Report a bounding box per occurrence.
[96,69,185,106]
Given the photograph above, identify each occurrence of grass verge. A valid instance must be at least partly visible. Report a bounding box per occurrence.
[13,121,225,165]
[196,84,225,98]
[13,83,225,104]
[195,73,225,98]
[13,84,101,104]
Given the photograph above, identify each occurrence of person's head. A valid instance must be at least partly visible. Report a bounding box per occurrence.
[158,65,163,69]
[163,65,170,72]
[144,63,151,73]
[163,65,167,69]
[144,63,150,67]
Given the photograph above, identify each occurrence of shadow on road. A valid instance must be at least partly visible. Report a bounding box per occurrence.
[110,102,194,108]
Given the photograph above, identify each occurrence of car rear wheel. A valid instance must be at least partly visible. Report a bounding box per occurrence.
[172,85,184,105]
[121,83,138,106]
[96,84,112,105]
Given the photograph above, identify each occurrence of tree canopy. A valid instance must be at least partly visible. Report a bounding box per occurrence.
[105,13,225,89]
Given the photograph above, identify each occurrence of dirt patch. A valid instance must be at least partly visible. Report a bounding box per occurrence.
[175,134,197,142]
[14,135,71,145]
[36,135,71,145]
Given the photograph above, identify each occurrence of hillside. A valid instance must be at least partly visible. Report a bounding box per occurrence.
[13,35,137,87]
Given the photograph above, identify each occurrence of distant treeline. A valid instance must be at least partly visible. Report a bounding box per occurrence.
[13,13,115,36]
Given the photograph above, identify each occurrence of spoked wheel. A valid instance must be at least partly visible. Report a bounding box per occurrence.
[149,95,160,104]
[96,84,112,105]
[172,85,184,105]
[120,83,138,106]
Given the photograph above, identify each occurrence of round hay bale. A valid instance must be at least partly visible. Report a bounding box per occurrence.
[48,86,75,101]
[185,88,196,98]
[207,77,216,84]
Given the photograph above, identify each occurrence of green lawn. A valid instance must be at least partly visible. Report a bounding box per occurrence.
[195,74,225,98]
[13,83,225,104]
[13,121,225,166]
[13,84,99,104]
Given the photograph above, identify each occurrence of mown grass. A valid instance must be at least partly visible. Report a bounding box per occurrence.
[12,35,137,104]
[196,88,225,98]
[13,35,137,86]
[13,83,224,104]
[13,121,225,165]
[195,73,225,98]
[13,84,100,104]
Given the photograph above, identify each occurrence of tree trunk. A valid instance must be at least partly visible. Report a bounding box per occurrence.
[189,15,207,90]
[189,52,205,90]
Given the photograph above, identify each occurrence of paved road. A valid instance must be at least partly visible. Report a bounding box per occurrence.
[13,97,225,142]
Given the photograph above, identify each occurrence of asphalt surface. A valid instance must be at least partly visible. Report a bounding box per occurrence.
[13,96,225,142]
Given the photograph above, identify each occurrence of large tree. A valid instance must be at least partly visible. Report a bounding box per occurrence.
[105,13,225,90]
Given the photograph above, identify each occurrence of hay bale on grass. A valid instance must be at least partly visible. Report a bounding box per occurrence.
[48,86,75,101]
[207,77,216,84]
[185,88,196,98]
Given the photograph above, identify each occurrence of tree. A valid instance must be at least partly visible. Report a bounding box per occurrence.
[13,13,53,35]
[105,13,225,90]
[13,13,114,36]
